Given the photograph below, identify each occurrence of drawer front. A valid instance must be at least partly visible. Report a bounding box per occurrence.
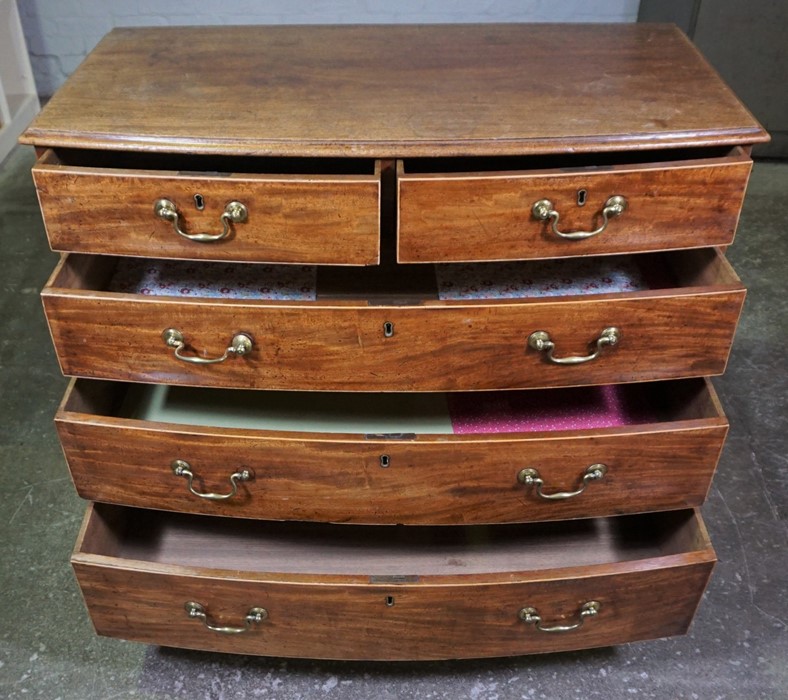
[43,281,745,392]
[57,381,727,523]
[398,150,752,262]
[32,151,381,265]
[73,552,713,660]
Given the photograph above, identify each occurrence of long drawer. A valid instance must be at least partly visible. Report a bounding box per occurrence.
[32,149,382,265]
[72,504,716,660]
[57,378,727,524]
[42,249,745,391]
[397,147,752,262]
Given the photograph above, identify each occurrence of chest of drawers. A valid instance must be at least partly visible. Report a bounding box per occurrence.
[22,23,768,660]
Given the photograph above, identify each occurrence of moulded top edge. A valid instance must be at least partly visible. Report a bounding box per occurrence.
[19,130,769,159]
[21,24,769,156]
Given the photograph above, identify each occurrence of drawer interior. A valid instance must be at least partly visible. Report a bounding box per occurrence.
[107,258,319,301]
[78,504,710,575]
[43,148,378,176]
[50,248,741,303]
[63,378,723,437]
[401,146,742,176]
[105,255,656,301]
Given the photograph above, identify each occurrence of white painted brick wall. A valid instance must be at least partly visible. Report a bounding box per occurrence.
[17,0,639,96]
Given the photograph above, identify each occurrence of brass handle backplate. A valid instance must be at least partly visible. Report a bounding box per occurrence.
[185,601,267,634]
[528,327,620,365]
[520,601,601,633]
[532,195,627,240]
[518,464,607,500]
[154,198,248,242]
[162,328,253,365]
[171,459,253,501]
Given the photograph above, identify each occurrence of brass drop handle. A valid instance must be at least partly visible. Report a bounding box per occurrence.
[162,328,253,365]
[518,464,607,500]
[154,198,248,242]
[185,601,267,635]
[528,327,620,365]
[171,459,253,501]
[520,601,601,633]
[532,195,627,240]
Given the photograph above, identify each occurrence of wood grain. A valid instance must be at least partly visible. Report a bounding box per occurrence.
[25,21,752,661]
[20,25,767,157]
[57,378,727,524]
[41,250,745,391]
[71,505,715,659]
[398,149,753,262]
[33,151,380,264]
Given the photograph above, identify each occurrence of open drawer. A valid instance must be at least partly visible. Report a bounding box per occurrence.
[42,248,745,391]
[57,378,727,524]
[32,149,381,265]
[72,504,716,659]
[397,147,752,262]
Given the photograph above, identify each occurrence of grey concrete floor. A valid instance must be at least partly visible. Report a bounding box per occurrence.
[0,144,786,699]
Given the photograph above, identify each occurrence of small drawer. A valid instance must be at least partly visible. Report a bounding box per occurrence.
[58,378,727,524]
[32,149,381,265]
[41,248,744,391]
[72,504,715,660]
[397,147,752,262]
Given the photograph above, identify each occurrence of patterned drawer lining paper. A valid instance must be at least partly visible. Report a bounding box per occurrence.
[435,256,649,300]
[107,258,318,300]
[108,257,652,300]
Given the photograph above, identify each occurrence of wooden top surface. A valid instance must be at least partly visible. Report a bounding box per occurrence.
[22,24,768,157]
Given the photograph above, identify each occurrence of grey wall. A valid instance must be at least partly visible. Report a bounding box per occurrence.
[17,0,639,97]
[639,0,788,158]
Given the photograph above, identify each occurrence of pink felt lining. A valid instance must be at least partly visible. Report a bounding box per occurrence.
[447,385,655,434]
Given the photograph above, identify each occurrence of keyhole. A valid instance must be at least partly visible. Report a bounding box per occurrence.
[385,596,395,607]
[379,455,390,468]
[383,321,394,338]
[577,189,587,207]
[193,193,205,210]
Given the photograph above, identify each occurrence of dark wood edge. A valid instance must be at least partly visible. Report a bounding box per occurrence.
[699,247,743,287]
[72,540,717,587]
[71,553,718,588]
[20,129,770,158]
[396,145,752,181]
[42,253,70,289]
[54,405,729,447]
[32,149,383,183]
[70,503,103,637]
[55,375,728,444]
[56,377,80,415]
[40,255,69,378]
[34,148,58,166]
[661,247,742,290]
[702,378,728,424]
[71,501,96,560]
[41,249,745,307]
[690,507,714,552]
[717,282,748,378]
[20,24,769,155]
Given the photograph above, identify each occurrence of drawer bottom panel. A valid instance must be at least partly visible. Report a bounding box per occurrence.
[72,505,715,659]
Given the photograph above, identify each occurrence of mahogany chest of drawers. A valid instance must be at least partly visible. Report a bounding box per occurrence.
[21,23,768,660]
